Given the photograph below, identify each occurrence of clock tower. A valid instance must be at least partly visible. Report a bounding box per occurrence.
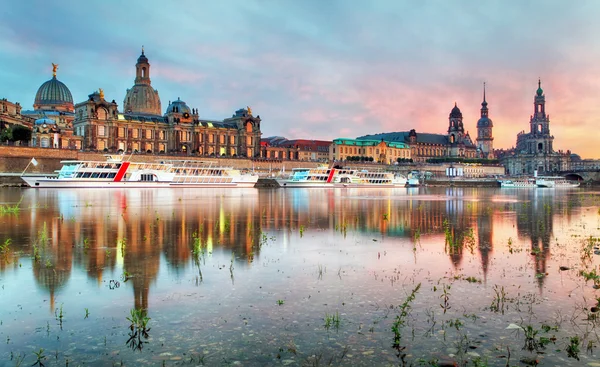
[476,82,494,159]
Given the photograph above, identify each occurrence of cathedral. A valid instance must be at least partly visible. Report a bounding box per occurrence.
[497,80,571,175]
[1,49,262,157]
[356,85,494,163]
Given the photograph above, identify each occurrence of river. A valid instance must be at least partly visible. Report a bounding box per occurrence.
[0,186,599,366]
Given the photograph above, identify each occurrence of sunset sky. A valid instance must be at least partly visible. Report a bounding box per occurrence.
[1,1,599,157]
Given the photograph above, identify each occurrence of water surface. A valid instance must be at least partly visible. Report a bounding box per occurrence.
[0,187,599,366]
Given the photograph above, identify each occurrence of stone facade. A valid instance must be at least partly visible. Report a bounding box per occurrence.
[498,80,571,175]
[329,138,411,164]
[0,49,263,157]
[261,137,331,161]
[358,104,478,163]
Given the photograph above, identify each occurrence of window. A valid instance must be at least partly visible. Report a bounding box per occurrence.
[132,129,139,138]
[118,127,125,138]
[98,126,105,137]
[146,129,152,139]
[220,135,225,144]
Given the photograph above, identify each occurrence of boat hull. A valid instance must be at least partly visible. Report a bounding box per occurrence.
[22,177,258,189]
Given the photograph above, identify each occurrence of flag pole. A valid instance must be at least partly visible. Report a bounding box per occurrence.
[20,160,32,177]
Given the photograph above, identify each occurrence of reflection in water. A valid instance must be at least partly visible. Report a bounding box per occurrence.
[0,186,597,365]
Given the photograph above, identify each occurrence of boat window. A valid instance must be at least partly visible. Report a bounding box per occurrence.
[91,172,100,178]
[99,173,108,178]
[108,173,116,178]
[82,172,92,178]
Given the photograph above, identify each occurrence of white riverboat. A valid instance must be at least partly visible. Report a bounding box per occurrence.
[21,155,259,188]
[498,177,537,188]
[277,167,408,188]
[535,176,580,188]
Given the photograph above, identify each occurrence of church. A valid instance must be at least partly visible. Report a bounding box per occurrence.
[497,80,571,175]
[355,85,494,163]
[1,49,263,158]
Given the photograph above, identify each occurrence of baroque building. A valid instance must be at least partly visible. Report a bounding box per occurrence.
[497,80,570,175]
[72,49,262,156]
[329,138,411,164]
[358,104,478,163]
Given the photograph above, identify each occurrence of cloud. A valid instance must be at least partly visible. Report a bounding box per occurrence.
[2,0,600,157]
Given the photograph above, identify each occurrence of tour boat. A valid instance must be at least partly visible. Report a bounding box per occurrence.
[498,177,537,188]
[277,167,408,188]
[21,155,259,188]
[535,176,580,188]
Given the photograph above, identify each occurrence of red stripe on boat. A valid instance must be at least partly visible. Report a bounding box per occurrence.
[113,162,130,182]
[326,168,336,183]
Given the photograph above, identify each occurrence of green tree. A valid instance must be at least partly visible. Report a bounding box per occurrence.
[11,125,32,142]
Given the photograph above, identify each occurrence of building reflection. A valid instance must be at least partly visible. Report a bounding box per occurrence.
[0,186,580,312]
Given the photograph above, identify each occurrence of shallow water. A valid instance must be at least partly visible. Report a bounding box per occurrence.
[0,186,599,366]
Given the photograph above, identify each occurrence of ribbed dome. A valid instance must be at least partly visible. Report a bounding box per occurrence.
[449,103,462,118]
[34,76,73,108]
[166,98,191,115]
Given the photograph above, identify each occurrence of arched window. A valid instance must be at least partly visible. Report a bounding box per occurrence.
[142,67,147,78]
[97,107,107,120]
[538,142,543,152]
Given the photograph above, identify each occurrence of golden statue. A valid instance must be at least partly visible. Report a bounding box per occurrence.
[247,106,252,115]
[99,88,104,99]
[52,63,58,77]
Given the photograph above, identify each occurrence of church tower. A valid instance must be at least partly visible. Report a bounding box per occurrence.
[447,103,465,157]
[528,79,553,154]
[123,48,162,116]
[476,83,494,159]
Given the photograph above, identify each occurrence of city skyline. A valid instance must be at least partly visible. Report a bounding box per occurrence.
[1,1,599,157]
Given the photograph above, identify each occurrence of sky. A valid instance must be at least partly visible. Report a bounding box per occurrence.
[1,1,599,158]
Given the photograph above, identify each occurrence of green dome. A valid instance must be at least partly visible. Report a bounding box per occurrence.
[536,80,543,96]
[34,76,74,107]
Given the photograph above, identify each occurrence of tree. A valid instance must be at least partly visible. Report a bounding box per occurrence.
[11,125,32,142]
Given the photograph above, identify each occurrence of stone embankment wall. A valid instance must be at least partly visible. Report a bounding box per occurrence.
[0,146,508,186]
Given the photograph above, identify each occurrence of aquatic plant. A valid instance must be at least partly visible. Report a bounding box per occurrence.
[277,299,285,306]
[566,336,580,360]
[0,196,23,215]
[299,225,305,237]
[391,283,421,349]
[84,308,89,319]
[126,308,151,351]
[0,238,11,262]
[324,311,340,330]
[439,284,451,314]
[32,348,46,367]
[490,285,507,314]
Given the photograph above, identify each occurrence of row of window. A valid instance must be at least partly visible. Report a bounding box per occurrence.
[94,126,252,145]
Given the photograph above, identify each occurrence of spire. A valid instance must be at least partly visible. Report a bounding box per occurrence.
[481,82,488,107]
[142,45,145,55]
[536,78,543,96]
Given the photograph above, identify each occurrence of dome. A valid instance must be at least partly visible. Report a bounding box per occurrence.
[137,49,148,64]
[536,79,543,96]
[35,117,56,125]
[123,84,162,115]
[477,116,493,128]
[166,97,192,115]
[449,103,462,118]
[34,76,74,111]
